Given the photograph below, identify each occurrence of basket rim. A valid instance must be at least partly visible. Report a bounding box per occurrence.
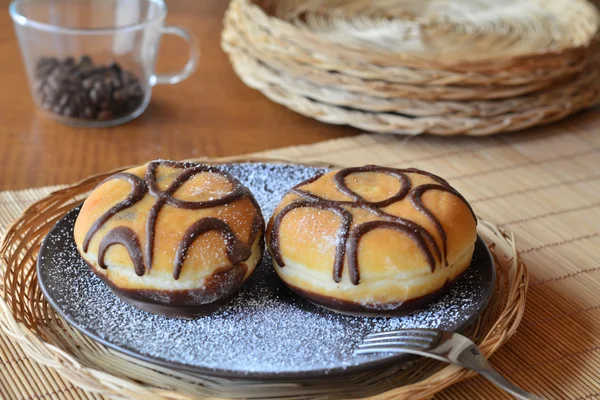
[242,0,600,69]
[223,9,594,97]
[0,156,530,400]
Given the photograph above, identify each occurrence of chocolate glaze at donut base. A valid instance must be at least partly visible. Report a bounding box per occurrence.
[281,261,468,318]
[86,260,251,319]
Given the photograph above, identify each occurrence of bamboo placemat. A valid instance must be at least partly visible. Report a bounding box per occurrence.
[2,108,600,399]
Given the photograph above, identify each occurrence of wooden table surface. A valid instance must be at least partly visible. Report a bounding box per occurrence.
[0,0,353,191]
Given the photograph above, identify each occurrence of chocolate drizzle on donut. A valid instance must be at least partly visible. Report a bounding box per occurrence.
[144,160,247,269]
[82,160,263,280]
[270,165,476,285]
[82,172,146,253]
[174,217,253,280]
[334,166,411,208]
[98,226,145,276]
[410,183,476,267]
[271,200,352,283]
[347,221,436,286]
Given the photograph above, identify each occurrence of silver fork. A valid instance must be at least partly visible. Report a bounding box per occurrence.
[354,329,543,400]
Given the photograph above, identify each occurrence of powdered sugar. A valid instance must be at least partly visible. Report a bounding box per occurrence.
[38,163,493,378]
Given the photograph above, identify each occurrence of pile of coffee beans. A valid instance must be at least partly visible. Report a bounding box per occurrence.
[34,55,145,121]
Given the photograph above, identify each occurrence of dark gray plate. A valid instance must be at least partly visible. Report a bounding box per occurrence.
[37,163,495,380]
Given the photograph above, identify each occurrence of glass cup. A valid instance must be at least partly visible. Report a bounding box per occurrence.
[10,0,198,127]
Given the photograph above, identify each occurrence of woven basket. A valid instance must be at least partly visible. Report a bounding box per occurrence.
[223,0,600,135]
[223,47,600,135]
[0,158,528,400]
[223,9,585,101]
[227,48,600,118]
[235,0,599,78]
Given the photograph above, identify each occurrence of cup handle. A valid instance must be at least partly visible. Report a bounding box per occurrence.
[151,26,199,85]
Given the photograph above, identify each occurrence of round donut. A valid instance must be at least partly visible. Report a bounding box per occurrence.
[74,160,264,318]
[267,165,477,316]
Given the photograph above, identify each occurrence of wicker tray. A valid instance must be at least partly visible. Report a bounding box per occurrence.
[223,10,585,101]
[223,50,600,135]
[227,49,600,118]
[236,0,599,77]
[0,158,528,399]
[222,0,600,135]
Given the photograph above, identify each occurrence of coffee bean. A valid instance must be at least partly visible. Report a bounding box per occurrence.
[35,58,59,79]
[97,110,113,120]
[33,55,145,122]
[89,87,100,103]
[130,85,144,97]
[70,92,84,113]
[81,78,95,90]
[63,106,76,117]
[35,80,46,94]
[78,55,93,69]
[83,107,95,118]
[57,93,70,108]
[105,76,121,89]
[46,75,60,91]
[108,62,122,75]
[40,91,56,107]
[116,90,130,102]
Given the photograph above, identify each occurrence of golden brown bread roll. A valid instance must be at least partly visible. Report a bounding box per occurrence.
[74,160,264,318]
[266,165,477,316]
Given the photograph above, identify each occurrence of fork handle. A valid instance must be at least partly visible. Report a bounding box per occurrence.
[478,368,544,400]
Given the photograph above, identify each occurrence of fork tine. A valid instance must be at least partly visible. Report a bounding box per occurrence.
[354,342,431,356]
[354,347,415,356]
[366,329,438,339]
[357,341,431,350]
[362,334,435,344]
